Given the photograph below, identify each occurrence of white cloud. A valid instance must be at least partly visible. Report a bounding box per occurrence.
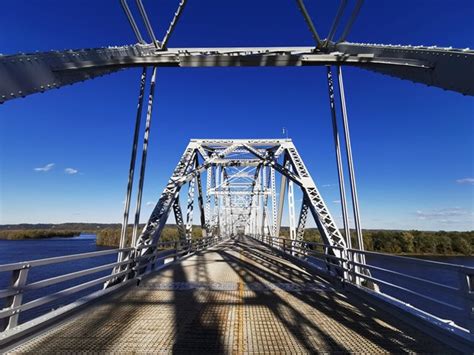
[64,168,79,175]
[456,177,474,185]
[146,201,155,207]
[333,200,341,204]
[322,184,335,188]
[34,163,55,172]
[415,207,473,224]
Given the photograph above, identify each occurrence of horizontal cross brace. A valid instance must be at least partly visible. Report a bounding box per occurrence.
[54,52,428,71]
[1,43,473,104]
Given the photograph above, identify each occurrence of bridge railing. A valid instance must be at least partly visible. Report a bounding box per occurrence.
[0,236,222,335]
[262,236,474,336]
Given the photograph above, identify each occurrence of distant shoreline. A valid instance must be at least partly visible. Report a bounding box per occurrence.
[0,231,80,240]
[396,253,472,258]
[0,224,472,257]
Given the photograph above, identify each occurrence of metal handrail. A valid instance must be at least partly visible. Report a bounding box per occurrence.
[262,235,474,334]
[0,248,134,272]
[0,236,222,332]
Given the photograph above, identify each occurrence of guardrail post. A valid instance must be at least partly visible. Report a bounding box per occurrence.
[174,241,180,261]
[149,248,157,271]
[1,266,29,331]
[283,239,287,254]
[459,268,474,335]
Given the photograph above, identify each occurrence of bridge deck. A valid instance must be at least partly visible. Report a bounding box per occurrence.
[10,237,454,353]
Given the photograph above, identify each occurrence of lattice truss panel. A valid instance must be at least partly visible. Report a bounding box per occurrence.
[136,139,346,256]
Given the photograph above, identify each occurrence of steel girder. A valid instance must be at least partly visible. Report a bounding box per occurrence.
[1,42,473,104]
[136,139,346,260]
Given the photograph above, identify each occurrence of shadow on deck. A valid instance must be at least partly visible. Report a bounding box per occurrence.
[9,237,457,354]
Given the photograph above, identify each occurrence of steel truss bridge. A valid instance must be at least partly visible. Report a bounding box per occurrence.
[0,0,473,353]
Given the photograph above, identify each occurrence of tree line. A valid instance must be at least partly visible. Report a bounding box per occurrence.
[1,223,472,256]
[274,228,473,256]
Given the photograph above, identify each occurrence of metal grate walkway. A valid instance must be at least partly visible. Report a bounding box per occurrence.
[9,237,455,354]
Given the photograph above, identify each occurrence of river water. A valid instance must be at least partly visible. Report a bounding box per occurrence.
[0,235,473,328]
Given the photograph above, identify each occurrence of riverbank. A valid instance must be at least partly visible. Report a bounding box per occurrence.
[1,224,472,256]
[0,223,120,241]
[0,230,80,240]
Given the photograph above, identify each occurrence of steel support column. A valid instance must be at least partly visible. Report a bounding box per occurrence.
[118,68,147,252]
[287,166,297,252]
[131,67,157,248]
[270,167,277,239]
[185,177,196,241]
[337,66,365,253]
[276,163,287,238]
[326,66,352,250]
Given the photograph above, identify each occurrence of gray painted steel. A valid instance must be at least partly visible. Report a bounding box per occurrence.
[1,43,472,104]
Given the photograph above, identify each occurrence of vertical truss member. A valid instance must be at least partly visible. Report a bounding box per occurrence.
[261,166,271,240]
[185,175,196,242]
[270,167,277,240]
[195,160,207,237]
[205,167,213,235]
[287,164,297,253]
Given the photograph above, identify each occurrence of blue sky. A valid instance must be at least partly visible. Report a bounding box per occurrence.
[0,0,473,230]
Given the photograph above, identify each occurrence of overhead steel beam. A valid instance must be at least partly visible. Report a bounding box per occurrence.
[53,52,428,71]
[0,43,473,104]
[334,42,474,96]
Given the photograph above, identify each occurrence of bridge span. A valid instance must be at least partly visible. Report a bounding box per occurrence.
[3,237,454,353]
[1,1,474,352]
